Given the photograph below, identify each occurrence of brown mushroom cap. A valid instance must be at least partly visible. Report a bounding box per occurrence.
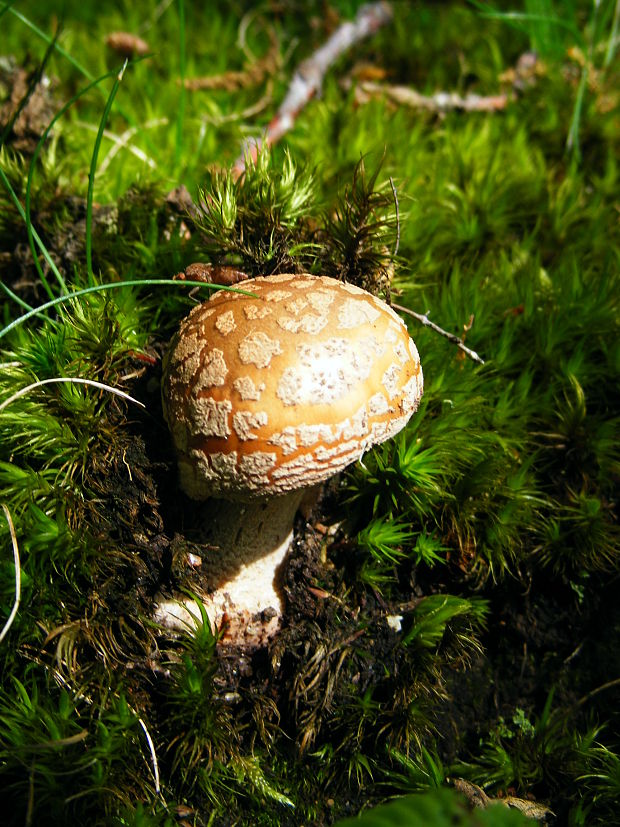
[162,274,423,500]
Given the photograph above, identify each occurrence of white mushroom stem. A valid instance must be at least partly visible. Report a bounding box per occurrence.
[154,490,304,646]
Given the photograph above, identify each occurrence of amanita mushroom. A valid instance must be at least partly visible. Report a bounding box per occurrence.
[156,273,423,646]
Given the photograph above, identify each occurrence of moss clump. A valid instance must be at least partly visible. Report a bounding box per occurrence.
[1,1,619,825]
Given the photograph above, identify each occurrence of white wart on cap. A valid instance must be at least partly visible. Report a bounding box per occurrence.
[157,274,423,646]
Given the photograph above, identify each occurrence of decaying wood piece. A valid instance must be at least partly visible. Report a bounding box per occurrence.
[233,2,393,177]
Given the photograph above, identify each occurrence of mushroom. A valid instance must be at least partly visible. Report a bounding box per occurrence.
[156,273,423,646]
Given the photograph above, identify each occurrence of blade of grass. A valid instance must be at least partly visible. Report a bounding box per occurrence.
[25,68,121,296]
[0,281,35,313]
[0,165,67,297]
[468,1,585,49]
[175,0,186,171]
[566,62,589,161]
[85,61,129,282]
[0,279,257,341]
[3,3,143,133]
[5,4,95,81]
[567,0,602,161]
[604,0,620,66]
[0,0,17,22]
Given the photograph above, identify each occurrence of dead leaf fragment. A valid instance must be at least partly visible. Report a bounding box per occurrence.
[452,778,491,809]
[451,778,554,821]
[503,796,555,821]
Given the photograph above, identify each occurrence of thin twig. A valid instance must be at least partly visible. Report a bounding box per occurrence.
[576,677,620,708]
[233,2,393,176]
[389,176,400,257]
[0,503,21,644]
[391,302,485,365]
[0,377,146,414]
[356,81,508,112]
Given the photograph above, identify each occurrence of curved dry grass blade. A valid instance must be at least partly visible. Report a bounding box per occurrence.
[0,377,146,413]
[0,503,21,644]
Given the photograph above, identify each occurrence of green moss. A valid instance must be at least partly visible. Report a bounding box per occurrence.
[1,1,619,824]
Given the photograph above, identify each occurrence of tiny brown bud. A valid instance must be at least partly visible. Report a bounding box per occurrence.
[105,32,150,58]
[178,262,249,286]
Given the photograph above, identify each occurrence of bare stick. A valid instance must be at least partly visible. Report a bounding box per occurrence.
[392,302,485,365]
[0,504,21,644]
[233,2,393,176]
[356,81,508,113]
[576,677,620,708]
